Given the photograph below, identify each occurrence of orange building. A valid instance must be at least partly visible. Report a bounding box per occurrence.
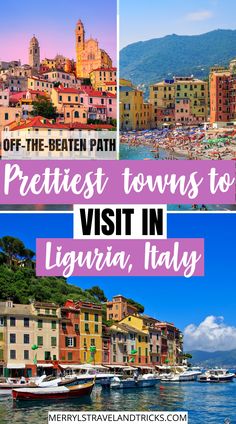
[210,68,231,125]
[75,20,112,78]
[106,295,138,322]
[59,300,80,363]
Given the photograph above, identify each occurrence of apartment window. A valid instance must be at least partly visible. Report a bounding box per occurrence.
[74,324,79,332]
[24,334,30,344]
[10,350,16,359]
[10,317,16,327]
[24,350,29,360]
[84,352,87,361]
[91,339,95,347]
[51,337,57,347]
[68,352,73,361]
[59,95,62,102]
[24,318,29,327]
[5,113,9,120]
[45,351,51,360]
[113,355,116,363]
[37,336,43,346]
[0,333,3,342]
[68,96,71,102]
[62,322,67,331]
[94,314,99,322]
[0,318,5,327]
[0,349,4,360]
[10,334,16,344]
[85,323,89,332]
[66,337,76,347]
[45,309,50,315]
[74,111,79,118]
[38,320,43,329]
[51,321,56,330]
[95,324,99,334]
[138,335,141,342]
[84,312,89,321]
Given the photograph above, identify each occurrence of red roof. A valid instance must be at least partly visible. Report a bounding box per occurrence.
[9,91,27,103]
[105,81,117,85]
[54,87,81,94]
[90,67,117,72]
[28,89,48,96]
[9,116,68,131]
[6,116,115,131]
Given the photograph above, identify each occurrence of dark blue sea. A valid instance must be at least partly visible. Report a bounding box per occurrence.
[0,381,236,424]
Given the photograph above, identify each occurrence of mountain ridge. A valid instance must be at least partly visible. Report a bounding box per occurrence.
[120,29,236,90]
[190,349,236,368]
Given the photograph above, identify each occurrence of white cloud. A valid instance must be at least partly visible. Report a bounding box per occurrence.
[184,316,236,352]
[186,10,213,21]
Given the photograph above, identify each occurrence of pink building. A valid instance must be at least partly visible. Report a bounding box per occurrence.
[175,98,191,123]
[82,87,117,122]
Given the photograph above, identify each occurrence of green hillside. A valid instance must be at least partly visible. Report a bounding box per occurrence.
[120,29,236,91]
[190,350,236,368]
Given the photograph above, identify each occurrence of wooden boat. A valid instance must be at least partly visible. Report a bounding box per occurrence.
[12,379,95,401]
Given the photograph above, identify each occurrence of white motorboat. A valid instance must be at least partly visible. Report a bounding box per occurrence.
[198,369,235,383]
[160,366,202,382]
[101,374,160,389]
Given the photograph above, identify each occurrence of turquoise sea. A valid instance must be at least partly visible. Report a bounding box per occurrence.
[0,382,236,424]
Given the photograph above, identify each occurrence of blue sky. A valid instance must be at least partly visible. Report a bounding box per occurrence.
[0,212,235,341]
[120,0,236,48]
[0,0,117,63]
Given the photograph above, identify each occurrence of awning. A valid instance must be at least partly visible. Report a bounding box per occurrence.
[136,366,155,370]
[59,364,108,370]
[37,363,53,368]
[105,365,137,370]
[7,364,26,369]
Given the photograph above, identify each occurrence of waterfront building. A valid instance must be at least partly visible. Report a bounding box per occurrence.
[59,300,80,363]
[106,295,138,322]
[109,323,139,365]
[120,314,161,365]
[150,77,208,126]
[29,36,40,72]
[76,301,103,365]
[156,322,183,365]
[0,301,60,378]
[75,20,112,78]
[150,79,175,126]
[102,326,111,364]
[209,67,232,127]
[120,80,152,130]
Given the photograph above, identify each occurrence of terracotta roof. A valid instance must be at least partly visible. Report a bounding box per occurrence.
[54,87,81,94]
[90,67,117,72]
[105,82,117,85]
[9,116,68,131]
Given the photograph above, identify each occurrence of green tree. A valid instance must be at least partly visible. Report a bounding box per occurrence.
[85,286,107,302]
[126,298,144,313]
[31,96,58,119]
[0,236,26,267]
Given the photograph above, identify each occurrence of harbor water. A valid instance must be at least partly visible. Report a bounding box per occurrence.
[0,381,236,424]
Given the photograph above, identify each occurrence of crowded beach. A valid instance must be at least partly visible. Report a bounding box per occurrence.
[120,126,236,160]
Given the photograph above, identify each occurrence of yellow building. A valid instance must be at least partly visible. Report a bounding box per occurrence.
[77,301,103,365]
[89,67,117,91]
[28,77,54,94]
[150,77,208,126]
[150,80,175,126]
[120,80,152,130]
[51,87,87,123]
[75,20,112,78]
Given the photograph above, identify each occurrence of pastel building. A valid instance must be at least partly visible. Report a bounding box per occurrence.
[51,87,87,124]
[106,295,138,322]
[28,77,54,94]
[89,67,117,91]
[42,71,81,89]
[209,67,231,126]
[120,80,152,130]
[150,79,175,125]
[0,301,60,377]
[59,300,80,363]
[76,301,103,365]
[156,322,183,365]
[0,88,9,106]
[75,20,112,78]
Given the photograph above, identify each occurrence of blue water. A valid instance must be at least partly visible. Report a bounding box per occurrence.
[120,143,186,160]
[0,382,236,424]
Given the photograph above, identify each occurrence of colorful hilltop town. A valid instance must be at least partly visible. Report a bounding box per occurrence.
[0,20,117,138]
[0,295,183,378]
[120,60,236,159]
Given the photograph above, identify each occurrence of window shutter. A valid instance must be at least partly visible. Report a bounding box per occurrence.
[65,336,68,347]
[74,337,76,347]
